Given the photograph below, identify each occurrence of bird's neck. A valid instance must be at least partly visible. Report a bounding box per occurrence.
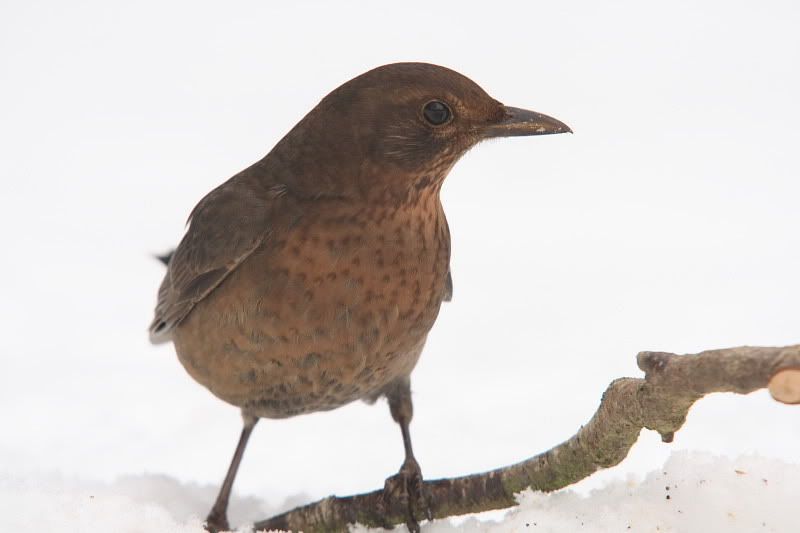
[252,112,459,207]
[253,156,450,209]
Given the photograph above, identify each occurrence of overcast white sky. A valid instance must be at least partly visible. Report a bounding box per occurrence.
[1,0,799,527]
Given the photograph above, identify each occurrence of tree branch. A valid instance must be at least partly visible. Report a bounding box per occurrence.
[253,344,800,533]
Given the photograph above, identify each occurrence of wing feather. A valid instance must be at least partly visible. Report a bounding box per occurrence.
[149,175,272,343]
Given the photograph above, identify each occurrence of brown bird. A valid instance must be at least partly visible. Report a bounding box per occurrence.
[150,62,570,532]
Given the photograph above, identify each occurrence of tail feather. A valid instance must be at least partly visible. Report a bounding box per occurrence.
[155,250,174,266]
[150,248,175,344]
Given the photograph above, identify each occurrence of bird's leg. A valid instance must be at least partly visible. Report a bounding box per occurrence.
[205,412,259,533]
[382,377,431,532]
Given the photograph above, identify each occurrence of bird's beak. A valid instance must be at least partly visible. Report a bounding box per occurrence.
[484,106,572,138]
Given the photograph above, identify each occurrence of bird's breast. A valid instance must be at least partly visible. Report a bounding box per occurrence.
[173,196,451,418]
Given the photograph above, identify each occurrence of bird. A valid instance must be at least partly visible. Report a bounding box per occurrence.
[149,62,570,532]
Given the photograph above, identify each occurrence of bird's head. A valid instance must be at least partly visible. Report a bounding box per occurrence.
[270,62,571,202]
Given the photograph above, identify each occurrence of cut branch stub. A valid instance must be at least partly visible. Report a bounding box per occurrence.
[252,344,800,533]
[768,367,800,404]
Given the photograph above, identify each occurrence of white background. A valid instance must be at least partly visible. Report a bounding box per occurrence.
[1,0,798,526]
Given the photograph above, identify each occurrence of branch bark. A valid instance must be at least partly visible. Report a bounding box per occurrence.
[253,344,800,533]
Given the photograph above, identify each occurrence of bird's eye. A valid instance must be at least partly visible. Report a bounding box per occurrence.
[422,100,452,126]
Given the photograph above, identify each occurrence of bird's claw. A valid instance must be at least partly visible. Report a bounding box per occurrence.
[381,457,432,532]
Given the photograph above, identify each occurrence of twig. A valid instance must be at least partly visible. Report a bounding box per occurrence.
[252,344,800,533]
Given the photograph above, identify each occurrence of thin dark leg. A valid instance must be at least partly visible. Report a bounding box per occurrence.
[399,418,415,462]
[387,377,416,462]
[206,412,259,532]
[383,377,431,532]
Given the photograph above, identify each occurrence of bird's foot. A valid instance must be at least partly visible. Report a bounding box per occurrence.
[204,508,230,533]
[381,457,432,532]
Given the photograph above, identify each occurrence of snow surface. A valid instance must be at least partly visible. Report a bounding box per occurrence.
[4,453,796,533]
[2,1,799,532]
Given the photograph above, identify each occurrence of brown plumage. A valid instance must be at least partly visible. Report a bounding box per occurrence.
[150,62,570,532]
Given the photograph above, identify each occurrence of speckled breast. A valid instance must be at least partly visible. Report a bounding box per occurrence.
[172,194,451,418]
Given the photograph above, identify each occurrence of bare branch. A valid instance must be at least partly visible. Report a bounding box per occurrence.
[253,344,800,533]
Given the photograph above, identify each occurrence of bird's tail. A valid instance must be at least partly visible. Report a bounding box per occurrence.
[155,250,174,266]
[149,249,175,344]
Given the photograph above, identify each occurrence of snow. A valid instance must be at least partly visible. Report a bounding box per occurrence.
[4,452,796,532]
[2,0,800,532]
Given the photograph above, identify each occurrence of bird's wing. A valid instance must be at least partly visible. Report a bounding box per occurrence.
[443,268,453,302]
[149,177,274,344]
